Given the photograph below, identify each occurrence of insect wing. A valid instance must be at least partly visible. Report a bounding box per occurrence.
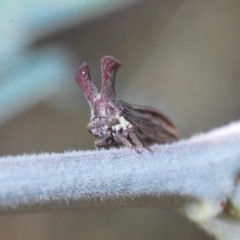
[121,101,178,145]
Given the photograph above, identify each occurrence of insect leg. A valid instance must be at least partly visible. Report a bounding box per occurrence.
[114,134,133,149]
[94,138,111,149]
[127,128,152,152]
[127,128,143,149]
[128,131,143,149]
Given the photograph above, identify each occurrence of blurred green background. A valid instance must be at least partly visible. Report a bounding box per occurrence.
[1,0,240,239]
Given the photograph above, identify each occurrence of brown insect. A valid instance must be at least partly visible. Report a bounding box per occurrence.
[75,56,178,151]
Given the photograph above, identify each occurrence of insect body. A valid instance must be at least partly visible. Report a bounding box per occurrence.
[75,56,178,151]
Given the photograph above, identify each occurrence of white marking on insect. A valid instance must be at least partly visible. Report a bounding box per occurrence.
[112,116,132,132]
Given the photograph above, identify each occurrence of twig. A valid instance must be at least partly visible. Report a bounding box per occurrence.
[1,121,240,240]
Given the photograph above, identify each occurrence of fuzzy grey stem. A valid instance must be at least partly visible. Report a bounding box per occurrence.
[0,122,240,226]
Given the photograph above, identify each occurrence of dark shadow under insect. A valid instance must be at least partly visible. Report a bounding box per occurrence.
[75,56,178,151]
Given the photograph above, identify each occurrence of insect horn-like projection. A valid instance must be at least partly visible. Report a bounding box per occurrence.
[75,62,99,111]
[75,56,178,151]
[100,56,120,102]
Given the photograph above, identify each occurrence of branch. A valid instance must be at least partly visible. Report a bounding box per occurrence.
[1,121,240,240]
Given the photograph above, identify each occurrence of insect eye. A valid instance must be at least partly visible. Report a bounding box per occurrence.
[108,116,120,126]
